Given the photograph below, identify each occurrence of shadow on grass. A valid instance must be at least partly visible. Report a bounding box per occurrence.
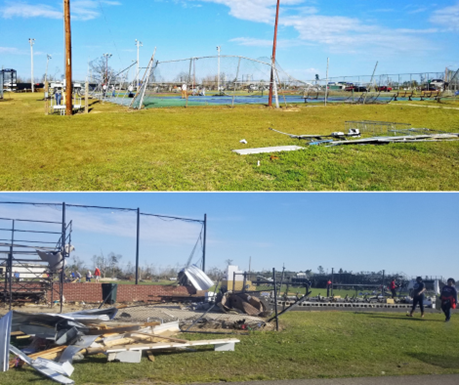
[366,314,444,322]
[408,352,459,369]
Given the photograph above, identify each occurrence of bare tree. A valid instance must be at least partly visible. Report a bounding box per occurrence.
[89,56,114,84]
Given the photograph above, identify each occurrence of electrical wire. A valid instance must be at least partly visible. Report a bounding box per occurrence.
[97,0,123,64]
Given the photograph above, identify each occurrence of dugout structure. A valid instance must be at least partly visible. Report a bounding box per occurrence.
[0,214,72,311]
[0,201,208,312]
[1,68,17,93]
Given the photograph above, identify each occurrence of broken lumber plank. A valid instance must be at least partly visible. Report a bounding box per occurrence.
[9,346,67,368]
[10,331,26,336]
[147,352,155,362]
[85,325,142,335]
[128,331,187,344]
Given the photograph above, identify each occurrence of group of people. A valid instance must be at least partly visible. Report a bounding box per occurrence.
[70,267,101,283]
[179,84,206,99]
[407,276,457,322]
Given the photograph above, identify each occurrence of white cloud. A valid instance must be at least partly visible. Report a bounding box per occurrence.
[430,1,459,31]
[0,203,202,246]
[0,0,121,21]
[196,0,437,55]
[0,2,61,19]
[0,47,20,54]
[230,37,309,48]
[194,0,306,23]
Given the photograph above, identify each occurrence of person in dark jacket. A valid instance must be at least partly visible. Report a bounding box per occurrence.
[407,276,426,318]
[440,278,457,322]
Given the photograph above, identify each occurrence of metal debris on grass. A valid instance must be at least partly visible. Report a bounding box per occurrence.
[269,122,459,147]
[1,305,240,384]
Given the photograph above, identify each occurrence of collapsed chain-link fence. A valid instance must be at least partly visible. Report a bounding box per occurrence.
[88,54,458,109]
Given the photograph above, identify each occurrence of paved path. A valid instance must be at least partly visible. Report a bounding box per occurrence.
[192,374,459,385]
[389,103,459,110]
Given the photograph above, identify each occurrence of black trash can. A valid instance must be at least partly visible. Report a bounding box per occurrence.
[101,283,118,305]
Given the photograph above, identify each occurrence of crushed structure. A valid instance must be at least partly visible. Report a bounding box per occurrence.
[0,306,241,384]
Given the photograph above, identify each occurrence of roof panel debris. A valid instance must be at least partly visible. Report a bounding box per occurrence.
[0,301,248,384]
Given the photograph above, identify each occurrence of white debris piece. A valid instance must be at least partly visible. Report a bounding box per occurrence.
[233,145,304,155]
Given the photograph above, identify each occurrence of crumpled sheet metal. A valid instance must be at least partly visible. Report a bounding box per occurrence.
[9,345,74,385]
[59,335,100,364]
[0,311,13,372]
[12,308,118,341]
[36,250,65,272]
[182,265,214,291]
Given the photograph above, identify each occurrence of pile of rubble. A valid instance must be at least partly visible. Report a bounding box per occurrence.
[0,307,240,384]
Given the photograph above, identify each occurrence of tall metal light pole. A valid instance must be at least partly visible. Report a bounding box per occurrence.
[64,0,73,116]
[29,38,35,93]
[44,54,52,85]
[135,39,143,91]
[103,53,112,84]
[268,0,281,107]
[216,46,221,93]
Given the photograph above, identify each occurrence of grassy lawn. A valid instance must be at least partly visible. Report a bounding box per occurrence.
[1,93,459,191]
[3,311,459,384]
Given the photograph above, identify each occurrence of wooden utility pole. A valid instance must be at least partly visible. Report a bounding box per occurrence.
[64,0,73,116]
[268,0,281,107]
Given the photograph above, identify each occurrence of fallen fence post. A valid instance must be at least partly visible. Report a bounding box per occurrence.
[267,288,312,323]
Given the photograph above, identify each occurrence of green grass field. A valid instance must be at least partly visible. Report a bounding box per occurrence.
[3,311,458,385]
[1,93,458,191]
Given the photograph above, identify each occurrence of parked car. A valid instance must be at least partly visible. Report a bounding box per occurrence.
[429,79,445,89]
[352,86,367,92]
[377,86,393,92]
[421,85,437,92]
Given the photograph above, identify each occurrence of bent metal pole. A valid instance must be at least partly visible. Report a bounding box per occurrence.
[268,0,281,107]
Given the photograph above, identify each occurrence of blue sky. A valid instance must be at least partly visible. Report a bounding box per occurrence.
[1,0,458,81]
[0,193,458,279]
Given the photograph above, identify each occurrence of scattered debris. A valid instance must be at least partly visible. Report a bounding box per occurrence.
[178,265,213,291]
[328,133,459,146]
[218,292,270,317]
[268,123,459,147]
[269,127,361,140]
[240,139,247,144]
[0,305,241,384]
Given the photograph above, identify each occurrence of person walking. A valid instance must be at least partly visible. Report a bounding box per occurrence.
[94,266,101,282]
[181,83,187,99]
[86,270,92,282]
[390,279,398,299]
[440,278,457,322]
[75,271,82,283]
[407,276,426,318]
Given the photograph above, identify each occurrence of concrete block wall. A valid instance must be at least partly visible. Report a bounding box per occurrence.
[46,283,197,303]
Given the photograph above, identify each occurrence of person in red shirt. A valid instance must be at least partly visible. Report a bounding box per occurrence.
[440,278,458,322]
[94,267,101,282]
[390,279,398,299]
